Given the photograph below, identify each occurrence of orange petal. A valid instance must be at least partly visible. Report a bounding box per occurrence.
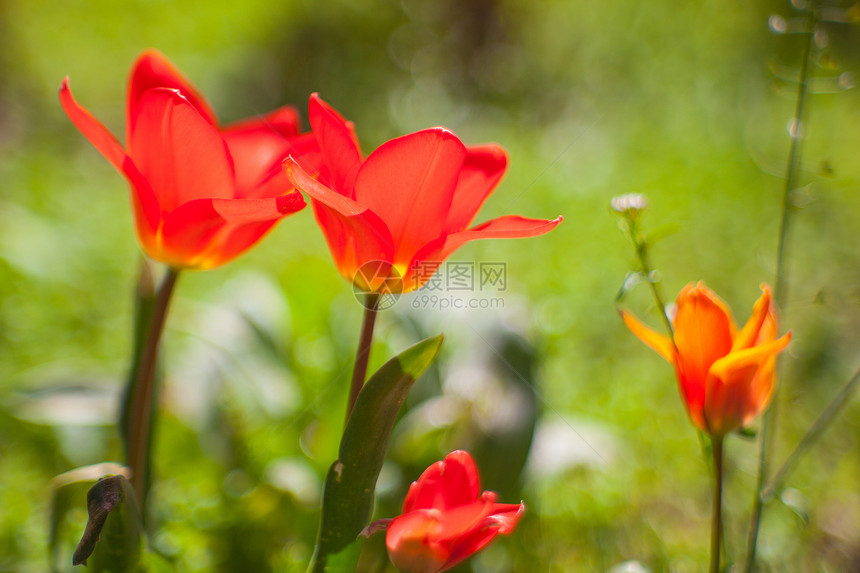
[620,310,676,364]
[732,284,774,352]
[673,282,736,392]
[709,332,791,385]
[704,332,791,434]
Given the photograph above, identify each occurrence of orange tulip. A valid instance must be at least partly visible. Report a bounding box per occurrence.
[621,282,791,436]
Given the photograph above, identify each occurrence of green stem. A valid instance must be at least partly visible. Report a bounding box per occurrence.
[761,365,860,502]
[710,435,725,573]
[745,3,817,570]
[628,219,676,343]
[125,267,180,512]
[345,294,379,426]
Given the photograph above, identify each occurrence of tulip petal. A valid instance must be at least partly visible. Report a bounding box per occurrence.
[59,77,161,244]
[403,451,481,514]
[414,214,562,267]
[704,332,791,434]
[619,311,676,364]
[284,156,366,216]
[284,157,393,281]
[158,194,304,268]
[222,106,310,196]
[128,88,236,214]
[354,128,466,266]
[309,93,363,194]
[732,284,774,352]
[443,145,508,234]
[443,502,524,571]
[708,333,791,390]
[489,502,526,535]
[386,510,448,573]
[673,282,737,396]
[59,78,128,172]
[127,49,217,136]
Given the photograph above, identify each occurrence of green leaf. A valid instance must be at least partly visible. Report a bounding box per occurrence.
[309,334,444,573]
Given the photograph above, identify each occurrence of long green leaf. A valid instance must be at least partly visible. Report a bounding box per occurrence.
[309,334,444,572]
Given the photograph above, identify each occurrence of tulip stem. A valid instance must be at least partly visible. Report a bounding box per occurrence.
[710,435,725,573]
[346,294,380,425]
[745,3,817,570]
[124,266,180,514]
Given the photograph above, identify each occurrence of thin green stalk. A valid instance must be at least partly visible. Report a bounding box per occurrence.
[761,365,860,502]
[710,436,725,573]
[345,293,380,425]
[745,3,818,570]
[626,214,676,343]
[636,239,675,341]
[125,267,180,512]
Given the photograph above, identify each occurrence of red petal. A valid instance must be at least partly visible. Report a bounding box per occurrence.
[489,502,526,535]
[222,106,311,196]
[59,77,160,245]
[355,128,466,266]
[158,195,303,268]
[60,77,127,172]
[310,201,395,285]
[284,156,393,283]
[309,93,363,195]
[403,451,481,513]
[439,500,524,571]
[443,145,508,234]
[406,215,562,286]
[284,156,366,216]
[386,510,448,573]
[127,49,217,139]
[128,88,235,214]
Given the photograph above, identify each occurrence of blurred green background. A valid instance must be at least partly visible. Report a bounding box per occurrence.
[2,0,860,571]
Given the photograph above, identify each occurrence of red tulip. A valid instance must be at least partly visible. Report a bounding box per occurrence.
[385,450,524,573]
[60,50,318,269]
[283,94,561,293]
[622,282,791,436]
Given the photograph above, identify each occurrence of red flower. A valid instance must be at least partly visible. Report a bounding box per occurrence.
[60,50,318,269]
[283,94,561,293]
[622,282,791,436]
[385,450,524,573]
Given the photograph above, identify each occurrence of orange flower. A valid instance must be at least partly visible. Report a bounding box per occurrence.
[621,282,791,436]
